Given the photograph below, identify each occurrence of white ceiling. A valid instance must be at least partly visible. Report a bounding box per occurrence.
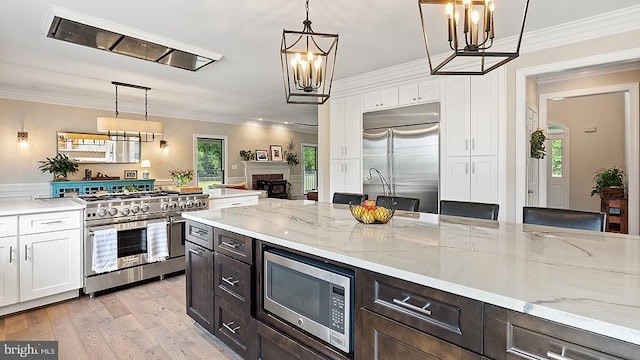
[0,1,638,133]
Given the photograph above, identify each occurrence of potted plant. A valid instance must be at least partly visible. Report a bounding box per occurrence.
[285,138,299,166]
[530,129,546,159]
[591,166,625,198]
[38,153,79,181]
[239,149,254,161]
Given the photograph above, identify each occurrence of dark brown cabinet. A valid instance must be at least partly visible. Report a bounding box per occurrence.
[358,309,481,360]
[185,241,214,333]
[484,304,640,360]
[212,227,255,359]
[255,321,326,360]
[359,269,484,354]
[601,198,628,233]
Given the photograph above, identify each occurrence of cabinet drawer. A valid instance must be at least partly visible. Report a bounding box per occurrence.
[484,304,640,360]
[357,309,481,360]
[360,269,483,353]
[0,216,18,237]
[185,220,214,250]
[214,252,252,311]
[19,211,80,235]
[214,295,254,359]
[209,195,258,210]
[256,321,327,360]
[214,228,253,264]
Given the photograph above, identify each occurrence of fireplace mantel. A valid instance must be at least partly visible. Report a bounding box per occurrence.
[243,161,290,189]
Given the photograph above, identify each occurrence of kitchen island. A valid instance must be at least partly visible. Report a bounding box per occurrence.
[183,199,640,358]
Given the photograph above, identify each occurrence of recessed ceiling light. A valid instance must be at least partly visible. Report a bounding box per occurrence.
[258,118,263,121]
[284,121,289,124]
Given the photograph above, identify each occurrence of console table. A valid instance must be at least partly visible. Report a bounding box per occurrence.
[50,179,155,197]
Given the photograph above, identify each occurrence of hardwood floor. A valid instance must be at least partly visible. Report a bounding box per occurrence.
[0,274,241,360]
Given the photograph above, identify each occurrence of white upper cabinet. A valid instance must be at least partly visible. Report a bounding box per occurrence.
[330,95,362,160]
[398,79,441,106]
[444,73,498,157]
[362,87,399,111]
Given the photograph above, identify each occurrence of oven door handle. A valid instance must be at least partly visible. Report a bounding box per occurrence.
[88,220,167,234]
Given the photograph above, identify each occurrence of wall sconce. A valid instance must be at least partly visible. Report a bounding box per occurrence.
[140,159,151,179]
[17,131,30,150]
[160,139,169,151]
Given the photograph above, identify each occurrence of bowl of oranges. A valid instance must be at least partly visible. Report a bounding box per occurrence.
[349,200,394,224]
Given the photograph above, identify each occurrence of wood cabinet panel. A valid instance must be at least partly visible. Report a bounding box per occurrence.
[214,227,253,264]
[185,241,214,333]
[360,269,483,353]
[357,309,481,360]
[214,252,252,311]
[214,295,255,359]
[256,321,327,360]
[484,304,640,360]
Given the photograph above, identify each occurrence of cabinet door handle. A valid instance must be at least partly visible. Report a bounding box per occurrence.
[188,248,201,256]
[24,244,28,261]
[221,241,240,249]
[465,139,469,151]
[547,350,573,360]
[222,276,240,287]
[472,162,476,174]
[222,321,241,334]
[9,246,12,263]
[392,296,432,316]
[465,163,469,174]
[471,138,476,150]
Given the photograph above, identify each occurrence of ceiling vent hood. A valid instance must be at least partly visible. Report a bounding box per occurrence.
[45,6,223,71]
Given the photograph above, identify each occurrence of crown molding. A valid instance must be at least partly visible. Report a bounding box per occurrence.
[332,5,640,97]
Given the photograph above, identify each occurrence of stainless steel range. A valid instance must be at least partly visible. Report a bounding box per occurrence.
[81,190,209,296]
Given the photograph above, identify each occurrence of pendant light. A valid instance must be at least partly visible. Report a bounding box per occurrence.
[418,0,529,75]
[97,81,163,142]
[280,0,338,104]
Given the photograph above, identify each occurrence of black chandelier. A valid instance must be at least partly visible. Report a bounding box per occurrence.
[280,0,338,104]
[418,0,530,75]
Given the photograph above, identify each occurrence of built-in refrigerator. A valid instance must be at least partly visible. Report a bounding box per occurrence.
[362,103,439,213]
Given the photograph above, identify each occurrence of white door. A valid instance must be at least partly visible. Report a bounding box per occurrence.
[526,106,540,206]
[0,236,19,307]
[443,157,471,201]
[471,156,499,204]
[547,124,570,208]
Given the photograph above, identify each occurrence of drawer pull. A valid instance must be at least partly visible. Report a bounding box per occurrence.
[547,350,574,360]
[222,276,240,287]
[221,241,240,249]
[24,244,28,261]
[41,220,64,225]
[191,229,208,236]
[231,203,241,206]
[188,248,201,256]
[222,321,241,334]
[392,296,432,316]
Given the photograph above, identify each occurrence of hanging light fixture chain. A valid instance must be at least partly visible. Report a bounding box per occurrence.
[144,89,148,121]
[115,83,119,118]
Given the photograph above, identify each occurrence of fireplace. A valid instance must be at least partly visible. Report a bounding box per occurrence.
[257,180,288,199]
[243,161,290,194]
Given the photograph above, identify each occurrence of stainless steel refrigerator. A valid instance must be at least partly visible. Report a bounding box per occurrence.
[362,103,439,213]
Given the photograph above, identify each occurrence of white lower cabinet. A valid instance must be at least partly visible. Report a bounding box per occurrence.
[443,156,498,204]
[0,210,82,314]
[19,229,82,302]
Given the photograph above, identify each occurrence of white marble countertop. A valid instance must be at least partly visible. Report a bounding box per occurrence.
[205,188,264,199]
[0,197,85,216]
[182,199,640,345]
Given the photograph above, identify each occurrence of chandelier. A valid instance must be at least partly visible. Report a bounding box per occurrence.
[418,0,530,75]
[280,0,338,104]
[97,81,163,142]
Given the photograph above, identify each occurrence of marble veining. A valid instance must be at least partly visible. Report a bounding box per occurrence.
[183,199,640,345]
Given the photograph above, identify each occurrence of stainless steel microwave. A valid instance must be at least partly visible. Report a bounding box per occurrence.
[263,249,354,353]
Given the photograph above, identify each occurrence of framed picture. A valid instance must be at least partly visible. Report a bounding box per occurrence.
[124,170,138,179]
[255,150,269,161]
[270,145,283,161]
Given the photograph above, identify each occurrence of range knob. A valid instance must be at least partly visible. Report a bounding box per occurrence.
[168,202,178,210]
[179,202,187,210]
[194,199,203,207]
[160,202,169,210]
[97,208,108,217]
[107,207,118,216]
[186,200,194,208]
[141,204,150,213]
[120,208,130,216]
[130,205,140,214]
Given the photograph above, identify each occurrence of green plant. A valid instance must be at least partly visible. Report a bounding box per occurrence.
[530,129,546,159]
[591,166,625,196]
[239,149,254,161]
[38,153,79,180]
[285,138,299,166]
[169,169,195,187]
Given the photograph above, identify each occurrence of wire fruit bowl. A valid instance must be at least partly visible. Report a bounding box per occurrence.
[349,201,395,224]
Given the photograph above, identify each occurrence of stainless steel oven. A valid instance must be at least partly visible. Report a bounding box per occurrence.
[263,248,354,353]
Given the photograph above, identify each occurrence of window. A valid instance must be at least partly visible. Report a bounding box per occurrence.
[551,138,563,177]
[196,136,225,187]
[302,144,318,194]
